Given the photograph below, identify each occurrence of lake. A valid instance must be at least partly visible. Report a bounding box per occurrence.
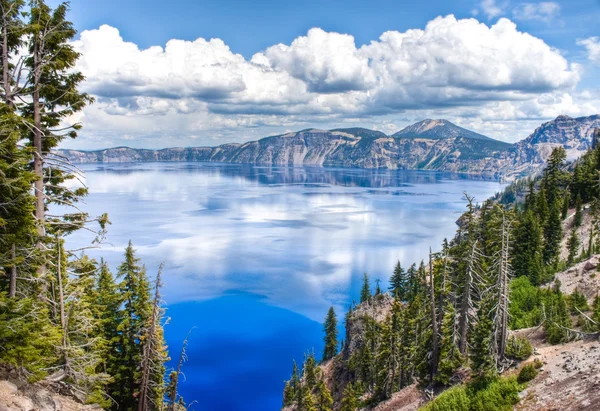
[65,162,504,411]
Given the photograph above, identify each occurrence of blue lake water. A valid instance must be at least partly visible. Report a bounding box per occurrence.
[65,162,504,411]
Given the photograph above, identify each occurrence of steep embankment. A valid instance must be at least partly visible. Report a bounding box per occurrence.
[59,115,600,180]
[0,367,100,411]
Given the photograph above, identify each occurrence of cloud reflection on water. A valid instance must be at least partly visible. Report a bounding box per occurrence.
[66,162,503,320]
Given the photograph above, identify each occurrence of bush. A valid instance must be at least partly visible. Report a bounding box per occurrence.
[469,377,522,411]
[420,385,470,411]
[420,376,524,411]
[505,336,533,360]
[533,358,543,369]
[517,364,538,384]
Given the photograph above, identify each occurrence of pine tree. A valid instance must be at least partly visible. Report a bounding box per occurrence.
[339,383,359,411]
[322,307,338,362]
[113,241,152,411]
[300,387,317,411]
[567,229,580,265]
[562,191,571,220]
[512,210,545,285]
[316,380,333,411]
[303,352,318,390]
[544,201,563,266]
[389,261,408,300]
[360,273,371,303]
[435,301,462,386]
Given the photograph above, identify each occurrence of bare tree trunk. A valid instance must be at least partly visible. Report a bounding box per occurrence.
[428,248,439,380]
[33,40,44,235]
[56,234,68,371]
[458,241,477,355]
[139,266,163,411]
[496,214,511,363]
[8,244,16,298]
[168,328,193,411]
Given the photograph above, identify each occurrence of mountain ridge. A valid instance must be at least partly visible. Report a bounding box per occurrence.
[59,115,600,180]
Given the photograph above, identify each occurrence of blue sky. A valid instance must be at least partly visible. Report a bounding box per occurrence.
[51,0,600,149]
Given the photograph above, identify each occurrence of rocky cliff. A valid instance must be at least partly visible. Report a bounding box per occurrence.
[59,116,600,180]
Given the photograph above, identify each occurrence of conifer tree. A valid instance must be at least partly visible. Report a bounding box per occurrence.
[303,352,318,390]
[562,191,570,220]
[435,301,462,386]
[512,210,545,285]
[322,307,338,362]
[389,261,407,300]
[360,273,371,303]
[340,383,359,411]
[567,229,580,265]
[113,241,152,410]
[316,380,333,411]
[544,201,563,266]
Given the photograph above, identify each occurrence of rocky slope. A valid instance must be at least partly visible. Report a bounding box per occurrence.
[0,367,100,411]
[59,116,600,180]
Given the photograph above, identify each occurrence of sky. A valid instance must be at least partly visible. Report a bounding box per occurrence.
[50,0,600,149]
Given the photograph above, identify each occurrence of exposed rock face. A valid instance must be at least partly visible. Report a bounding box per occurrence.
[58,116,600,180]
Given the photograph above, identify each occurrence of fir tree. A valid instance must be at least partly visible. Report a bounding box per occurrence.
[316,380,333,411]
[322,307,338,362]
[544,201,563,266]
[360,273,371,303]
[339,383,359,411]
[567,229,580,265]
[303,352,318,390]
[435,301,462,386]
[562,191,570,220]
[389,261,408,300]
[513,210,545,285]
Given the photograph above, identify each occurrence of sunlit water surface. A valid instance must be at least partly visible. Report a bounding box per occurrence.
[64,162,504,411]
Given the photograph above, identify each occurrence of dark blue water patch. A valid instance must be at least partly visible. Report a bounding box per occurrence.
[165,293,323,411]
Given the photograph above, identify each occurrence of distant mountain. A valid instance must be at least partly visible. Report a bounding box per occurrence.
[59,116,600,180]
[393,119,494,141]
[509,114,600,165]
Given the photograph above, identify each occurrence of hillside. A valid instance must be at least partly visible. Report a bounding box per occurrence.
[280,143,600,411]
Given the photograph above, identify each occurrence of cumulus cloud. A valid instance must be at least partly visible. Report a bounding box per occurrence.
[577,37,600,64]
[64,15,595,149]
[479,0,506,19]
[512,2,560,22]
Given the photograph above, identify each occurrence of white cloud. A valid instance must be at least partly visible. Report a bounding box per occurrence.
[512,2,560,22]
[480,0,505,19]
[63,15,594,149]
[577,37,600,64]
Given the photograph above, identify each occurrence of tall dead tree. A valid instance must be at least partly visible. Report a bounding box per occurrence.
[167,328,194,411]
[493,212,512,365]
[139,264,166,411]
[428,248,439,380]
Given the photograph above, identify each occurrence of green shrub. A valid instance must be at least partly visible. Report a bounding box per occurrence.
[533,358,543,369]
[420,376,524,411]
[420,385,470,411]
[468,377,522,411]
[517,364,538,384]
[505,335,533,360]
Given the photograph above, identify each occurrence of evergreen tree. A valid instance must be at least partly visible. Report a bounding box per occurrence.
[339,383,359,411]
[322,307,338,362]
[512,210,545,285]
[562,191,570,220]
[567,229,580,265]
[113,241,152,411]
[544,201,563,266]
[303,352,318,390]
[435,301,462,386]
[360,273,371,303]
[389,261,408,300]
[316,380,333,411]
[300,388,317,411]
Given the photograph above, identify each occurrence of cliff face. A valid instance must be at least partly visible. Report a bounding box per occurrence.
[59,116,600,180]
